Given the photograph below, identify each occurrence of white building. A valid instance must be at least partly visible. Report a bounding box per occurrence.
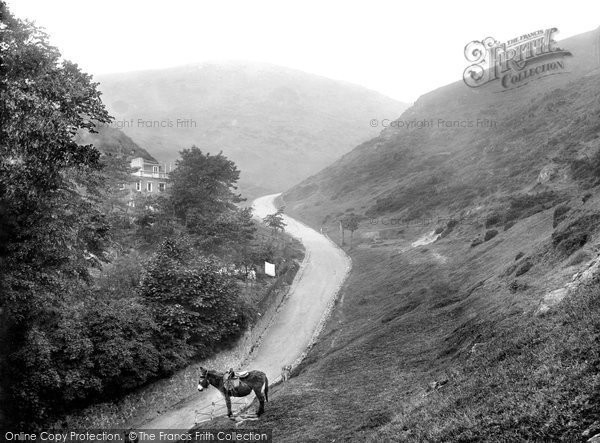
[130,157,169,193]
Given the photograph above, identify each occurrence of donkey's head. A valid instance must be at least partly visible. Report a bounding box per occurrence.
[197,367,210,391]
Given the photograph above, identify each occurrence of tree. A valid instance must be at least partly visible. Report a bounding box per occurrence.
[341,214,360,249]
[168,147,242,223]
[263,207,287,235]
[167,146,252,252]
[0,2,112,319]
[139,239,251,362]
[0,3,116,426]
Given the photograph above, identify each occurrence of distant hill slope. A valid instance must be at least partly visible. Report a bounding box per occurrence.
[95,62,408,198]
[77,125,157,162]
[284,27,600,225]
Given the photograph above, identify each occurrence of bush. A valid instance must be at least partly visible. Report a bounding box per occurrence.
[570,150,600,185]
[556,232,588,256]
[471,238,484,248]
[447,219,459,229]
[505,191,561,223]
[139,239,252,359]
[484,230,499,241]
[515,260,533,276]
[567,250,591,266]
[7,295,160,426]
[508,280,529,293]
[553,205,571,228]
[483,192,562,232]
[6,238,257,427]
[440,219,458,238]
[94,253,143,298]
[485,213,502,228]
[504,221,516,231]
[552,214,600,256]
[515,252,525,261]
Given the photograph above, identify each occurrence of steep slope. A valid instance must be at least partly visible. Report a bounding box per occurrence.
[95,62,408,198]
[284,27,600,226]
[77,125,157,161]
[239,28,600,441]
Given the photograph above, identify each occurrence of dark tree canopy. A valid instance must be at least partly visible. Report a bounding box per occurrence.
[0,3,258,428]
[167,146,254,252]
[169,147,242,220]
[0,2,112,317]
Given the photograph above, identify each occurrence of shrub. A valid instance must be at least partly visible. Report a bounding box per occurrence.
[556,232,588,256]
[94,253,143,298]
[570,150,600,186]
[447,219,459,229]
[84,299,160,394]
[515,252,525,261]
[440,219,459,238]
[484,230,499,241]
[515,260,533,276]
[505,191,561,223]
[7,295,160,426]
[139,239,252,359]
[485,213,502,228]
[504,221,516,231]
[567,250,591,266]
[552,214,600,256]
[508,280,529,293]
[553,205,571,228]
[471,238,484,248]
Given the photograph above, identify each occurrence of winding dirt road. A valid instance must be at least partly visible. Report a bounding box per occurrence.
[141,193,350,431]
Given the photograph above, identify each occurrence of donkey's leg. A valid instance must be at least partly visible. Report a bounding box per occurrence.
[225,394,233,417]
[255,387,265,416]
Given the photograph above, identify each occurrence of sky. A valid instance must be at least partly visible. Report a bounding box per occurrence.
[6,0,600,103]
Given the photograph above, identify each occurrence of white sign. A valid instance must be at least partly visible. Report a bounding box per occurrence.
[265,261,276,277]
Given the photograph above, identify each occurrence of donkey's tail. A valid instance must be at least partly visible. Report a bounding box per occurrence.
[264,377,269,402]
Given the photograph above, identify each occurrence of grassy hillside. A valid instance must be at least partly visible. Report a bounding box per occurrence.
[95,62,408,199]
[209,29,600,441]
[284,27,600,226]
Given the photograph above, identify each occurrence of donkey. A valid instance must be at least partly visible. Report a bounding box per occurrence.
[197,366,269,417]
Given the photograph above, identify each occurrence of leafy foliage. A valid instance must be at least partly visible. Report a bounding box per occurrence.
[263,207,287,233]
[0,4,261,428]
[484,229,498,241]
[7,292,160,425]
[139,238,251,361]
[0,2,113,320]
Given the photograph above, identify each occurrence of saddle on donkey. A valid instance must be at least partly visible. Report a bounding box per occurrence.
[223,368,250,394]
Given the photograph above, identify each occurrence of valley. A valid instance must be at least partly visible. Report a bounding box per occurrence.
[3,2,600,439]
[95,62,408,198]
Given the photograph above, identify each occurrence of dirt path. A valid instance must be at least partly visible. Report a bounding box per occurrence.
[140,193,350,431]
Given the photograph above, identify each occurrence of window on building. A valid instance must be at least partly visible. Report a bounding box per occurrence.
[158,182,166,192]
[136,181,141,191]
[153,166,159,173]
[147,182,153,192]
